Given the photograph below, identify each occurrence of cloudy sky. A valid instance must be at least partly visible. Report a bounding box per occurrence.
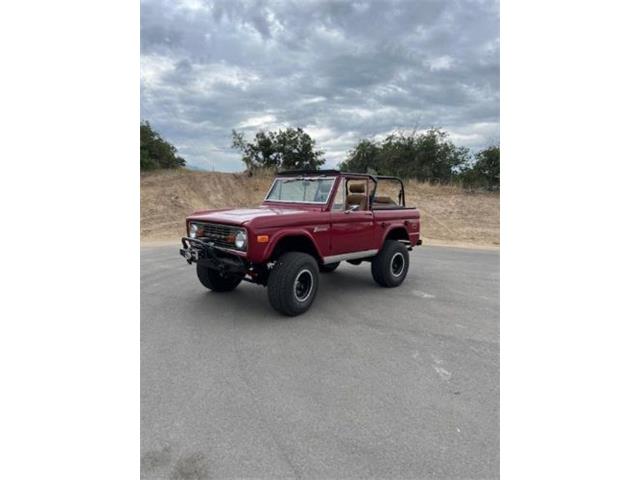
[141,0,499,171]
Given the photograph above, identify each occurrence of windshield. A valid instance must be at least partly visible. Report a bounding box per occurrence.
[265,177,336,204]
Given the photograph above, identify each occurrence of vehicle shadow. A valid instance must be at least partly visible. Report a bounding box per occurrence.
[186,267,401,326]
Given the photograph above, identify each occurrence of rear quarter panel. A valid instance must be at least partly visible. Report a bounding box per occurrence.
[373,208,421,246]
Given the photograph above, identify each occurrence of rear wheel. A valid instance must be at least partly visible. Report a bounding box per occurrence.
[268,252,319,316]
[319,262,340,273]
[196,264,243,292]
[371,240,409,287]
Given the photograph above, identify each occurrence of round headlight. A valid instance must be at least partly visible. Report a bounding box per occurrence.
[234,230,247,249]
[189,223,199,238]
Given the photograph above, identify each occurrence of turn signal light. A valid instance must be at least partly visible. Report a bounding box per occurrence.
[257,235,269,243]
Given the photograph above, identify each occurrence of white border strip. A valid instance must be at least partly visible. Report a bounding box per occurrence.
[323,249,378,264]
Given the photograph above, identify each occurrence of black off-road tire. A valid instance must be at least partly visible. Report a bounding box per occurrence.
[268,252,320,316]
[371,240,410,287]
[319,262,340,273]
[196,264,243,292]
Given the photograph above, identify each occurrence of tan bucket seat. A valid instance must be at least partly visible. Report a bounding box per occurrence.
[346,183,367,211]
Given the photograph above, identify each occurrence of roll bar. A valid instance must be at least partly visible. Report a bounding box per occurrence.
[275,170,406,207]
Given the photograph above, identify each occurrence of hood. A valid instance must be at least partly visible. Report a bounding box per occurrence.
[187,204,321,226]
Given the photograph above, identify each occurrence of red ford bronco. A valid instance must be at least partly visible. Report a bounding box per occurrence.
[180,170,422,316]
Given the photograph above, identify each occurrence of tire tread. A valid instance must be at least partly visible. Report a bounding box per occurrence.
[268,252,319,316]
[196,264,243,292]
[371,240,409,287]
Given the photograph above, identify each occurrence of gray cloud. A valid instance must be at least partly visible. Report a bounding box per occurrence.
[141,0,499,171]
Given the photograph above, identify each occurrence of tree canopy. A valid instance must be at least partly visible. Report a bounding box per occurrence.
[338,129,470,183]
[231,127,325,171]
[140,119,498,189]
[140,121,186,170]
[460,145,500,190]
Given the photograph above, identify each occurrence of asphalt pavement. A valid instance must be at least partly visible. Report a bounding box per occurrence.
[141,244,499,479]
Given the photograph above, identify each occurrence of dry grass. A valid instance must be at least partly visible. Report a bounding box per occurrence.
[404,179,500,247]
[141,169,499,248]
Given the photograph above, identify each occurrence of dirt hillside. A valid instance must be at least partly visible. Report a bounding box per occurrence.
[141,169,499,248]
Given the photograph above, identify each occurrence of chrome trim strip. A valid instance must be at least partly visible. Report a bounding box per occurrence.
[323,249,378,264]
[263,176,337,205]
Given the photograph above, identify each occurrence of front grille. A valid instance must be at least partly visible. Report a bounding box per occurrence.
[200,223,239,250]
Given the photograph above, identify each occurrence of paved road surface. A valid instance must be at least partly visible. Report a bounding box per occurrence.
[141,245,499,479]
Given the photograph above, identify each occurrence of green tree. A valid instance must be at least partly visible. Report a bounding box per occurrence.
[461,145,500,190]
[340,139,380,174]
[231,127,325,171]
[339,128,469,182]
[140,121,186,170]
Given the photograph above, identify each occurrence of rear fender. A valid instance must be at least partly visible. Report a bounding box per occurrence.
[383,223,421,247]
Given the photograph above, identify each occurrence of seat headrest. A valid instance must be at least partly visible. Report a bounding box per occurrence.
[349,183,365,193]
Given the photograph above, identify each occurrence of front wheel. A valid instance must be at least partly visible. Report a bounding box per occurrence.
[371,240,410,287]
[268,252,320,316]
[196,264,243,292]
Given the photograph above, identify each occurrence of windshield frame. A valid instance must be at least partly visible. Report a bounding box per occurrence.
[263,176,337,205]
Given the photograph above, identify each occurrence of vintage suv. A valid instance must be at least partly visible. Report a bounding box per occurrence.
[180,170,421,316]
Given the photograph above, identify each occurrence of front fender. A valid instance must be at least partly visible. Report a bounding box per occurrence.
[246,228,323,263]
[263,229,322,259]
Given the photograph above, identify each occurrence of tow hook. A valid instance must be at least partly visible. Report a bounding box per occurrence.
[180,248,195,264]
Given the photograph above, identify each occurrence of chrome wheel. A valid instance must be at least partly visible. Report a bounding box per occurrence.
[390,252,405,278]
[293,269,314,302]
